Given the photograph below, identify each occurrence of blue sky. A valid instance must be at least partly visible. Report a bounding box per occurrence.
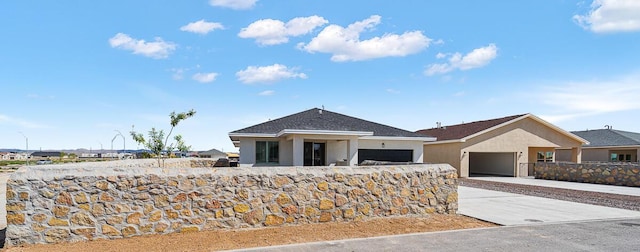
[2,0,640,152]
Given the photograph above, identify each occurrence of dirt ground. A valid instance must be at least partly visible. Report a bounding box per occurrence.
[3,215,495,252]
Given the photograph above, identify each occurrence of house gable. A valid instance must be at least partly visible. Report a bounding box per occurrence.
[417,114,587,145]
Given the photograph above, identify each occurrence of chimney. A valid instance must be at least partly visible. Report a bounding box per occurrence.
[436,122,441,129]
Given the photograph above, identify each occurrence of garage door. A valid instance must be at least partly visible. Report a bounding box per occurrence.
[358,149,413,164]
[469,152,515,176]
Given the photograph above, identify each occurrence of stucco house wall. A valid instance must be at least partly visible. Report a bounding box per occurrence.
[237,137,425,166]
[423,142,461,170]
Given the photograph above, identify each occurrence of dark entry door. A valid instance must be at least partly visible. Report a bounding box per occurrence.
[304,142,326,166]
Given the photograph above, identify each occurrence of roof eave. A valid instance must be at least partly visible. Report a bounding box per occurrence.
[582,145,640,149]
[360,136,437,142]
[423,139,465,145]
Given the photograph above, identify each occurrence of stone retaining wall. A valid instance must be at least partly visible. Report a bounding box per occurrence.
[5,159,458,246]
[534,162,640,186]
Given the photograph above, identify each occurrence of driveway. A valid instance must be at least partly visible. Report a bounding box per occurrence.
[458,186,640,226]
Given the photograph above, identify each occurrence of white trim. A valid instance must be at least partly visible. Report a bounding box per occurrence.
[423,139,464,145]
[360,136,436,141]
[276,129,373,137]
[229,133,277,138]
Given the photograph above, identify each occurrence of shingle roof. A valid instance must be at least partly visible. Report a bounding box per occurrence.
[415,114,526,141]
[230,108,428,138]
[571,129,640,147]
[30,151,62,157]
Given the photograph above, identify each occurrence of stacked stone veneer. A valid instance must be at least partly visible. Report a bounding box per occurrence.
[534,162,640,187]
[5,159,458,246]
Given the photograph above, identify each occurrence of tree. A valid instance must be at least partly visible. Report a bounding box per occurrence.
[130,109,196,167]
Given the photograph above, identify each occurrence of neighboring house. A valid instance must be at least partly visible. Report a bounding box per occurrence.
[198,148,227,160]
[0,152,28,160]
[557,129,640,163]
[229,108,435,167]
[416,114,587,177]
[30,151,62,160]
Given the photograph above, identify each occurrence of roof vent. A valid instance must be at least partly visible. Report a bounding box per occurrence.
[605,125,612,130]
[318,109,323,115]
[436,122,441,128]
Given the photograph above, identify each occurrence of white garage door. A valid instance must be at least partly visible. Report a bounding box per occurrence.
[469,152,515,176]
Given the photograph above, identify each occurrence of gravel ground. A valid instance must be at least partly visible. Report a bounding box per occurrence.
[459,178,640,211]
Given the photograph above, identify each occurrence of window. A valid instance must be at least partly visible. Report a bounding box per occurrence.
[537,151,554,162]
[611,153,633,162]
[256,141,279,164]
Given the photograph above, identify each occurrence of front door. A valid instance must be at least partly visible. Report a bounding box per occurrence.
[304,142,325,166]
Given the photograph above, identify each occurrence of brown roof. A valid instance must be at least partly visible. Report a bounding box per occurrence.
[416,114,527,141]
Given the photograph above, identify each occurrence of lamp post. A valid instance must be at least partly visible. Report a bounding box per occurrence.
[112,130,125,159]
[115,130,125,154]
[18,132,29,166]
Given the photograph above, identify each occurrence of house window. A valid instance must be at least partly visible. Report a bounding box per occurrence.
[537,151,553,162]
[611,153,632,162]
[256,141,279,164]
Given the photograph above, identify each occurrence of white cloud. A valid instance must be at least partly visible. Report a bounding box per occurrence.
[170,68,186,80]
[192,72,219,83]
[258,90,275,96]
[209,0,257,10]
[236,64,307,84]
[180,20,224,34]
[109,33,176,59]
[424,44,498,76]
[0,114,48,129]
[573,0,640,33]
[26,94,55,99]
[386,88,400,94]
[537,73,640,123]
[299,15,431,62]
[453,91,465,97]
[238,16,328,46]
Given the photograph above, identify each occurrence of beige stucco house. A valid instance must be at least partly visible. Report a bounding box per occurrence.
[557,128,640,163]
[416,114,588,177]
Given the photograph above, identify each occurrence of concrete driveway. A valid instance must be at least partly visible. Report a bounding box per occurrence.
[458,186,640,226]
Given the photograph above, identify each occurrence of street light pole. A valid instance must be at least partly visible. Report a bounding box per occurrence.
[18,132,29,166]
[115,130,125,154]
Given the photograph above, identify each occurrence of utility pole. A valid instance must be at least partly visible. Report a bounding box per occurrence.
[18,132,29,166]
